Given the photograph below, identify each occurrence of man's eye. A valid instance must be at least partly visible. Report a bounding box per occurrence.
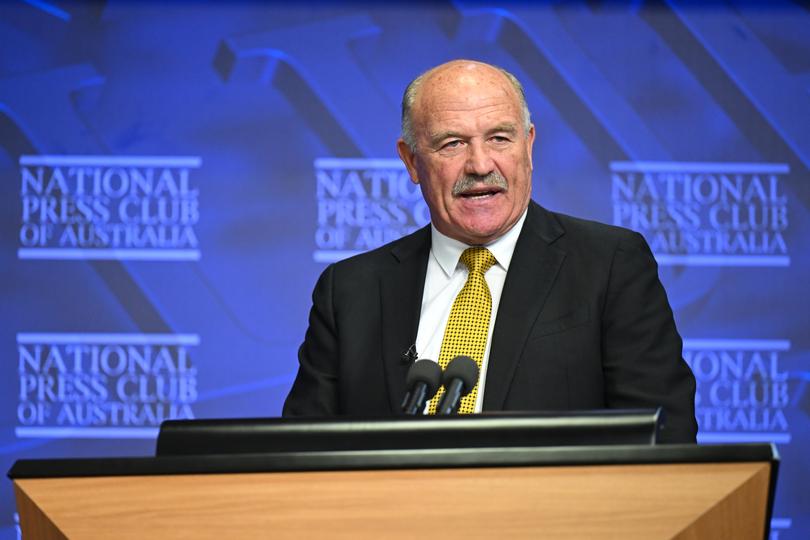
[490,136,511,143]
[442,140,463,149]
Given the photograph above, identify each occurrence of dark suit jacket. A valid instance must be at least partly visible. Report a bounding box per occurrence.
[284,201,697,443]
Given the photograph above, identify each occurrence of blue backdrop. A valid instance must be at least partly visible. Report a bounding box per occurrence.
[1,1,808,538]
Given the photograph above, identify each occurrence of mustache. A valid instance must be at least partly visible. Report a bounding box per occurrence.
[452,172,508,196]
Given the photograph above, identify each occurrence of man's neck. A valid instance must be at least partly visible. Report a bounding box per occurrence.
[430,209,528,276]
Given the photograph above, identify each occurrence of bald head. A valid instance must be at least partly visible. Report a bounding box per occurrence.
[400,60,531,152]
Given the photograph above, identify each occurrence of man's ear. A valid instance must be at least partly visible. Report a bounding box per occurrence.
[526,124,536,172]
[397,139,420,185]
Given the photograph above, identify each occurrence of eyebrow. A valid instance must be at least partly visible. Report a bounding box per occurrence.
[428,130,464,148]
[488,123,518,136]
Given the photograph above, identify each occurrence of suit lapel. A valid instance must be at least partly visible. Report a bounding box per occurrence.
[380,226,431,413]
[483,202,566,410]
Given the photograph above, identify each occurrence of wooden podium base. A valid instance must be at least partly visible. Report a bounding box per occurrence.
[15,460,770,539]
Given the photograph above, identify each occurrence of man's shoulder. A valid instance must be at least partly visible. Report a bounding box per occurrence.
[525,203,651,269]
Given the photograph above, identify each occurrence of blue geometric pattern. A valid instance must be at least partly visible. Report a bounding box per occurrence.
[0,1,807,538]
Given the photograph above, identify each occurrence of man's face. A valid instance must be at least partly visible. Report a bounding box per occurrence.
[398,62,535,245]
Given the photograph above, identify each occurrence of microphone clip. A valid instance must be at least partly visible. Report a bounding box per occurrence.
[400,343,418,365]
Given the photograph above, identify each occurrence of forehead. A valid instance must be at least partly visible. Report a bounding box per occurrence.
[413,65,522,130]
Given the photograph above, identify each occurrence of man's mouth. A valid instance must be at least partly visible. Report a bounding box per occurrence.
[458,188,503,199]
[452,172,509,199]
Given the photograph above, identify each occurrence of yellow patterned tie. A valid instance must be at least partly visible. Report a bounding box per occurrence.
[428,247,497,414]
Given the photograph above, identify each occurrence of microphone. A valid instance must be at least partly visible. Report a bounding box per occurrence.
[400,359,442,415]
[436,355,479,415]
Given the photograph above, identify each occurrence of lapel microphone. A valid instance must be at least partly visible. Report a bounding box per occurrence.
[400,343,418,364]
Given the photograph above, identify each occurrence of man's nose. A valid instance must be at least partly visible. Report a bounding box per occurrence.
[464,141,495,176]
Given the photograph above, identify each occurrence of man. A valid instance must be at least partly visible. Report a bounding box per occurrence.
[284,60,697,443]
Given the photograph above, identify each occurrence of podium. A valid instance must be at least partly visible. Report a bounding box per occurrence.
[8,416,778,539]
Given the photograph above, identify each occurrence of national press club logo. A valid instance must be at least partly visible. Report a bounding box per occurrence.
[16,333,198,438]
[18,155,201,261]
[313,158,429,262]
[611,161,789,266]
[684,339,792,444]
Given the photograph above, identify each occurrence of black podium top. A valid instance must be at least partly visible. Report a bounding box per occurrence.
[8,413,779,478]
[8,441,778,480]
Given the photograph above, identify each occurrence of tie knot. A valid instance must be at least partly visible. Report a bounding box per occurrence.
[460,247,497,275]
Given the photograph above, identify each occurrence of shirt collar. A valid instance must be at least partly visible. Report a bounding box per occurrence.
[430,208,528,277]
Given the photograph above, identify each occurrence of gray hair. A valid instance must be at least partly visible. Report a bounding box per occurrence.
[400,62,532,152]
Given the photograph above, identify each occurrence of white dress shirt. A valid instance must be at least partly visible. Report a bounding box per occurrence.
[414,209,528,412]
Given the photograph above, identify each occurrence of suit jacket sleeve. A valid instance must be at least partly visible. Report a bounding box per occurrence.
[602,230,697,443]
[282,264,340,416]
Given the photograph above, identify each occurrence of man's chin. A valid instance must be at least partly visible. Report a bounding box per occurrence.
[455,221,514,245]
[434,207,521,244]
